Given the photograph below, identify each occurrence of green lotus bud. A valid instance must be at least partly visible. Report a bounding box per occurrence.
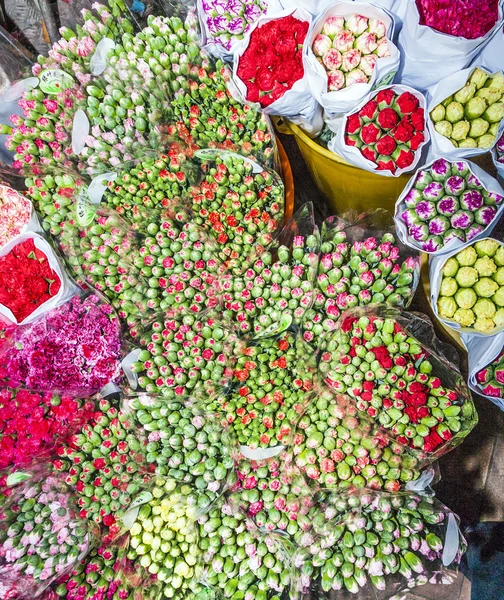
[442,94,454,107]
[484,102,504,123]
[475,240,500,257]
[451,120,470,141]
[438,296,457,318]
[465,97,488,120]
[468,68,489,90]
[459,138,478,148]
[473,298,496,319]
[453,308,475,327]
[434,121,453,138]
[487,72,504,93]
[430,104,446,123]
[489,122,500,137]
[446,101,465,123]
[443,258,459,277]
[470,118,490,137]
[454,82,476,104]
[476,87,501,105]
[478,133,497,148]
[455,288,477,309]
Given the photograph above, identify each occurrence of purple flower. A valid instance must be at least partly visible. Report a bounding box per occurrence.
[467,173,483,190]
[245,3,262,22]
[460,190,483,211]
[475,205,497,226]
[486,191,504,205]
[429,216,450,235]
[410,223,429,242]
[423,182,444,201]
[437,196,459,217]
[466,224,485,241]
[431,158,451,180]
[445,175,466,196]
[450,210,474,230]
[403,188,423,208]
[416,200,436,220]
[227,0,244,16]
[228,17,246,34]
[445,229,466,244]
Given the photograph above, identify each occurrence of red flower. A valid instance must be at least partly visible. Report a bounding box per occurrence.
[346,113,362,134]
[424,430,444,452]
[360,123,381,145]
[376,135,396,156]
[359,100,378,122]
[377,158,396,173]
[361,146,378,162]
[394,148,415,170]
[392,119,414,143]
[377,108,399,129]
[375,88,396,108]
[409,131,425,151]
[411,107,425,131]
[345,134,360,147]
[395,91,419,115]
[93,457,106,469]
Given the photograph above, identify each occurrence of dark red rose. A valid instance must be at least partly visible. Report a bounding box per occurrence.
[376,135,396,156]
[361,146,378,162]
[246,82,260,103]
[392,119,414,143]
[395,91,419,115]
[275,34,297,57]
[360,122,381,145]
[411,107,425,131]
[346,113,362,135]
[376,157,396,173]
[237,57,257,81]
[259,93,275,108]
[256,67,276,92]
[271,81,289,102]
[377,107,399,129]
[358,100,378,122]
[375,88,396,108]
[293,19,309,41]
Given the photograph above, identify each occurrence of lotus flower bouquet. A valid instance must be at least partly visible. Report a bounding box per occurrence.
[312,13,391,92]
[396,158,504,254]
[338,87,428,175]
[474,347,504,399]
[493,131,504,174]
[434,239,504,334]
[430,68,504,150]
[0,186,35,248]
[416,0,499,40]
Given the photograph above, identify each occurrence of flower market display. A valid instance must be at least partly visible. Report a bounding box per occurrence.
[2,0,504,598]
[312,13,391,91]
[345,88,426,173]
[436,239,504,333]
[430,68,504,149]
[398,158,504,253]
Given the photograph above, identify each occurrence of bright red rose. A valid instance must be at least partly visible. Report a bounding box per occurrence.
[237,57,257,81]
[395,91,419,114]
[376,135,396,156]
[360,123,381,145]
[375,88,396,108]
[411,107,425,131]
[361,146,378,162]
[409,131,425,151]
[377,107,399,129]
[346,113,362,134]
[394,148,415,170]
[256,67,276,92]
[275,34,297,57]
[358,100,378,122]
[246,82,260,103]
[392,119,414,143]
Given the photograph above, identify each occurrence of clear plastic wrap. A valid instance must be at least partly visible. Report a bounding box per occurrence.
[430,237,504,337]
[394,157,504,255]
[0,465,95,599]
[0,290,123,397]
[214,327,318,455]
[124,310,243,401]
[319,305,478,464]
[0,388,94,472]
[292,488,466,599]
[302,210,420,348]
[292,385,421,493]
[52,396,150,533]
[220,202,320,338]
[122,392,236,510]
[464,331,504,410]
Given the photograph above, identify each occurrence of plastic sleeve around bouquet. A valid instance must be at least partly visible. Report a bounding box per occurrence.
[0,464,96,599]
[122,309,244,402]
[184,147,285,274]
[52,396,151,531]
[463,330,504,409]
[0,289,123,397]
[292,487,466,599]
[429,236,504,337]
[291,384,422,494]
[121,392,237,510]
[214,326,319,456]
[303,209,420,348]
[491,131,504,179]
[394,157,504,255]
[198,497,298,600]
[318,305,478,465]
[0,184,42,248]
[0,388,94,473]
[218,202,320,339]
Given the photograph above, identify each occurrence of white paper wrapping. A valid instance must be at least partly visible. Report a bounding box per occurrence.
[398,0,504,91]
[304,1,400,121]
[0,232,77,325]
[463,330,504,411]
[231,7,323,136]
[394,158,504,256]
[426,66,504,162]
[429,237,504,338]
[328,84,429,177]
[472,24,504,73]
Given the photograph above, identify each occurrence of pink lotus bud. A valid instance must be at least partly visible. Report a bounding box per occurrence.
[355,32,378,54]
[375,37,391,58]
[360,54,378,76]
[368,18,387,38]
[328,70,345,91]
[322,15,345,37]
[313,34,332,57]
[346,68,368,87]
[333,29,355,52]
[323,48,342,70]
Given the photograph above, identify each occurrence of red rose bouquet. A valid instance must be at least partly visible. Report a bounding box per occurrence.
[337,86,428,175]
[0,235,63,323]
[237,14,309,108]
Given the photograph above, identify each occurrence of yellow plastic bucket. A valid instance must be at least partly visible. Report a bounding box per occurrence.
[275,118,411,215]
